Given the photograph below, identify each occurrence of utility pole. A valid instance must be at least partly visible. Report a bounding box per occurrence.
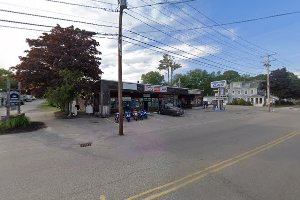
[17,82,21,114]
[263,54,276,112]
[6,78,10,118]
[117,0,127,136]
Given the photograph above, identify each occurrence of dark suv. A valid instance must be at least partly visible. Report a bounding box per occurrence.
[160,106,184,116]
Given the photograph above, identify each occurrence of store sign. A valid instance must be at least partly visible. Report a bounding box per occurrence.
[211,80,227,88]
[154,86,161,92]
[160,86,167,93]
[144,85,154,92]
[123,83,137,90]
[143,94,150,98]
[10,91,20,106]
[144,85,168,93]
[122,97,131,101]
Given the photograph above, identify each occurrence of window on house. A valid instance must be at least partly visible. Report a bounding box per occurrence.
[232,90,235,95]
[251,90,254,94]
[238,91,241,95]
[245,90,248,95]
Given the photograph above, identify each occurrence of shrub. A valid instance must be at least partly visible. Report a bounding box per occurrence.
[296,100,300,105]
[275,100,295,106]
[0,115,31,130]
[245,101,252,106]
[231,98,239,105]
[238,98,247,106]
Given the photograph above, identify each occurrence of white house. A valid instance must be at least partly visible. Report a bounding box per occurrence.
[227,81,266,107]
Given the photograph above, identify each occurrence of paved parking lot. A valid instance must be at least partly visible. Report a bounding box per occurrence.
[0,102,300,200]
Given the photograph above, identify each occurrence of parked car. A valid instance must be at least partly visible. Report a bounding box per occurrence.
[160,106,184,116]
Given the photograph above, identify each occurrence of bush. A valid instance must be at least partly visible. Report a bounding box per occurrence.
[238,99,247,105]
[245,101,252,106]
[296,100,300,105]
[275,100,295,106]
[231,98,239,105]
[230,98,252,106]
[0,115,31,130]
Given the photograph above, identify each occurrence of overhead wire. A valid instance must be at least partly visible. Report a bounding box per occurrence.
[44,0,119,12]
[165,1,263,58]
[0,7,258,72]
[130,0,262,67]
[138,10,300,34]
[125,11,259,74]
[0,1,118,26]
[128,0,195,9]
[0,9,119,29]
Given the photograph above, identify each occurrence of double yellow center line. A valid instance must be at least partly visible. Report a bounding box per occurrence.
[125,130,300,200]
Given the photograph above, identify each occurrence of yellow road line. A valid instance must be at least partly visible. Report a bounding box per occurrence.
[127,130,300,200]
[100,195,106,200]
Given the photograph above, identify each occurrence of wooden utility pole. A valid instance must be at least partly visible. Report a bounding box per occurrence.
[263,54,276,112]
[18,82,21,114]
[6,78,10,118]
[118,0,127,135]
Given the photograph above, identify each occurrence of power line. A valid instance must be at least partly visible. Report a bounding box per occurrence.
[185,3,274,54]
[139,10,300,33]
[0,9,249,72]
[133,0,262,66]
[0,19,118,36]
[125,10,260,72]
[132,0,262,66]
[44,0,119,12]
[123,35,257,75]
[128,0,195,9]
[87,0,118,6]
[0,24,49,32]
[0,9,119,29]
[0,1,118,26]
[168,2,263,57]
[0,21,257,76]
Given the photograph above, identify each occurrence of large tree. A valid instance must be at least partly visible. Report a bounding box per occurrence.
[12,25,102,97]
[220,70,241,83]
[158,54,182,86]
[141,71,164,85]
[270,67,291,99]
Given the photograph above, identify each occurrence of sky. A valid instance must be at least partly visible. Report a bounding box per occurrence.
[0,0,299,82]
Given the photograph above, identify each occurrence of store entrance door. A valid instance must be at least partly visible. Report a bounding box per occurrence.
[144,101,149,111]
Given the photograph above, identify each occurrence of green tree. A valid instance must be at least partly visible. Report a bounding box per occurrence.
[270,67,291,99]
[45,70,82,113]
[0,68,17,90]
[289,72,300,98]
[158,54,182,86]
[220,70,240,83]
[12,25,102,97]
[141,71,164,85]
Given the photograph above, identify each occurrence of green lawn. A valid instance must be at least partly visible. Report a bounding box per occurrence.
[39,105,60,111]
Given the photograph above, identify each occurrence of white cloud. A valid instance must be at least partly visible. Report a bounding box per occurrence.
[0,0,220,82]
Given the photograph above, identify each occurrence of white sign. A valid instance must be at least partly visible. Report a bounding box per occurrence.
[123,83,137,90]
[160,86,167,93]
[122,97,131,101]
[211,80,227,88]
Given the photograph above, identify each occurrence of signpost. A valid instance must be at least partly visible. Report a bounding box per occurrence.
[210,80,227,88]
[211,80,227,111]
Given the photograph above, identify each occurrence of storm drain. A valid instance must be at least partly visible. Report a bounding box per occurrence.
[80,142,92,147]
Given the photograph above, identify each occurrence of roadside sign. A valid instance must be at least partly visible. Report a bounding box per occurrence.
[211,80,227,88]
[10,91,20,106]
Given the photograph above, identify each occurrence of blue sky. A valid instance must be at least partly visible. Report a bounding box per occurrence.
[187,0,300,73]
[0,0,299,81]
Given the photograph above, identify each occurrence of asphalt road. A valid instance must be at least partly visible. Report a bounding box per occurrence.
[0,103,300,200]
